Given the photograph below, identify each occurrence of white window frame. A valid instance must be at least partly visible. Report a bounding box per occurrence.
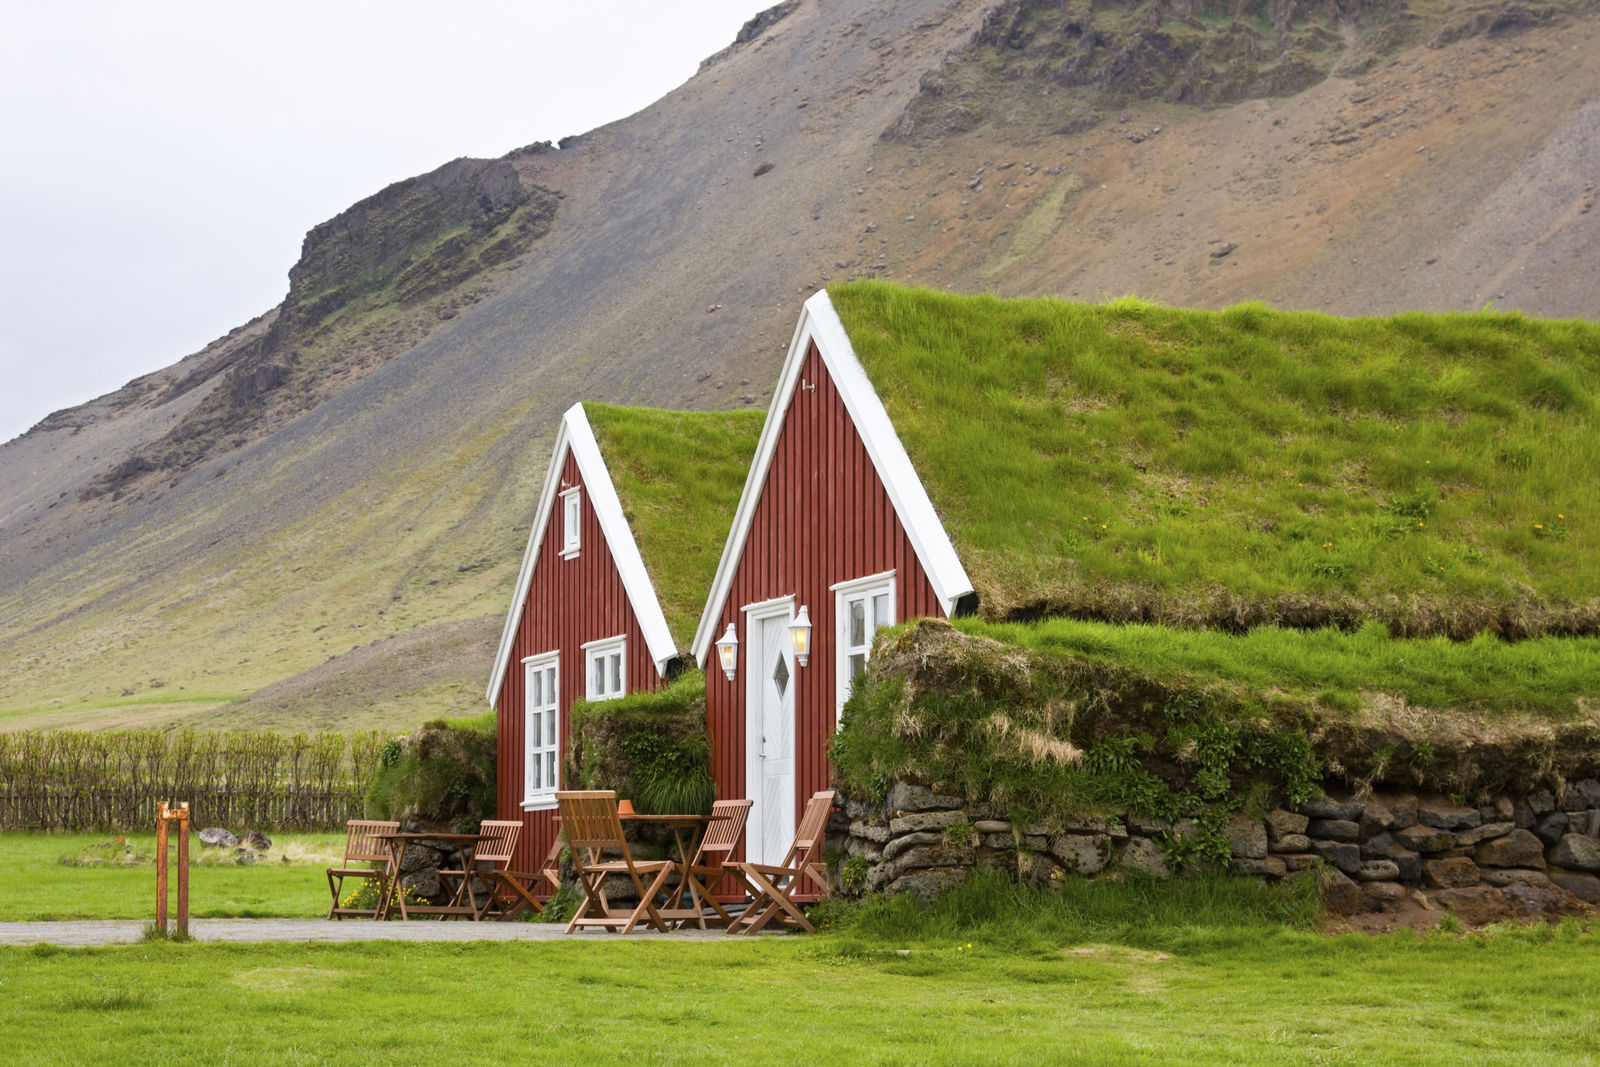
[832,570,896,724]
[582,635,627,701]
[559,486,582,559]
[521,651,560,810]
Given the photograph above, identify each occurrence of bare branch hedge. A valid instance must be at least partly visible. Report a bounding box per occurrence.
[0,729,386,831]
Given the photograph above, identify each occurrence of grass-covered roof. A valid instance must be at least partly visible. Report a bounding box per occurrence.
[585,403,764,649]
[828,282,1600,638]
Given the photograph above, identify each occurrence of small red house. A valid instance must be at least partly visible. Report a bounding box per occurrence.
[691,289,977,865]
[487,402,761,876]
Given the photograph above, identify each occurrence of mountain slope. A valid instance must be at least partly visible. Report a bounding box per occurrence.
[2,0,1597,731]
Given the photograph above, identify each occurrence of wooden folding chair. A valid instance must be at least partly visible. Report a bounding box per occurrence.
[556,790,677,934]
[725,791,835,934]
[326,819,399,919]
[481,821,571,921]
[436,819,520,920]
[668,798,754,929]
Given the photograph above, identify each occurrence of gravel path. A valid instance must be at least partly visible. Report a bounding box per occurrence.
[0,919,743,947]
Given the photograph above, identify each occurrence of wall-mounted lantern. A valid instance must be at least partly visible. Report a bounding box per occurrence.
[789,605,813,667]
[715,622,739,681]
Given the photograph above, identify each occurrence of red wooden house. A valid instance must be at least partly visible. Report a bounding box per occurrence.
[693,279,1600,869]
[690,289,978,865]
[487,402,761,876]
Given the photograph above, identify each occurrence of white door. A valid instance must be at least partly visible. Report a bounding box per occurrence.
[752,611,796,865]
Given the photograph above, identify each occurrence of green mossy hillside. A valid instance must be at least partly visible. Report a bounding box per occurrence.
[585,404,764,648]
[831,620,1600,827]
[830,282,1600,638]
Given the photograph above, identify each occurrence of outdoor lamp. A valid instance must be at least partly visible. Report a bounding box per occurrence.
[789,605,812,666]
[715,622,739,681]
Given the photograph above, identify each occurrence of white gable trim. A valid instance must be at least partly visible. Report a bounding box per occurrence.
[486,404,678,707]
[690,290,973,665]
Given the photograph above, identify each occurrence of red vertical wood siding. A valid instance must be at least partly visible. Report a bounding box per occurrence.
[494,450,661,878]
[705,341,944,858]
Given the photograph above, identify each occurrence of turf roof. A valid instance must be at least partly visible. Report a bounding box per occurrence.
[827,282,1600,638]
[584,403,764,649]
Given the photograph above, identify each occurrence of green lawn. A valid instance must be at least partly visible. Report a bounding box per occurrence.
[0,832,347,921]
[3,847,1597,1063]
[3,925,1597,1064]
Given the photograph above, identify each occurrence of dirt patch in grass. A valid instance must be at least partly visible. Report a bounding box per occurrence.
[231,967,345,994]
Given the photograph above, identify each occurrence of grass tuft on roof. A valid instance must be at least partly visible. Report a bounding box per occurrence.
[958,617,1600,722]
[585,403,764,648]
[829,283,1600,637]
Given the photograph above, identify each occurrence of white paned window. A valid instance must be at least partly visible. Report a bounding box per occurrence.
[583,635,626,701]
[560,486,581,558]
[833,571,896,722]
[522,653,559,806]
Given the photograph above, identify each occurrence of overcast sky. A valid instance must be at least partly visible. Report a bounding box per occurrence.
[0,0,766,444]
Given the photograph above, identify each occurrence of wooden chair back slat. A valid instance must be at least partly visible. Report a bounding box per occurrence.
[344,819,400,865]
[696,799,753,862]
[784,791,835,866]
[557,790,628,855]
[474,820,521,867]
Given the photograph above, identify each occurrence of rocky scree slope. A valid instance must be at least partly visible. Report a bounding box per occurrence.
[0,0,1597,730]
[887,0,1596,139]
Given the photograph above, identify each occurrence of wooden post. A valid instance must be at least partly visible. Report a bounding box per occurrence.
[155,802,169,933]
[155,801,191,936]
[175,802,190,936]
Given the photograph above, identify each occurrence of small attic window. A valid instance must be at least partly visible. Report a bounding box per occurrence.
[560,487,581,559]
[583,635,626,701]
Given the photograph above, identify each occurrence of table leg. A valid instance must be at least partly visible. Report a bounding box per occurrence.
[448,843,482,920]
[659,825,710,930]
[681,827,708,930]
[375,846,396,921]
[379,841,405,920]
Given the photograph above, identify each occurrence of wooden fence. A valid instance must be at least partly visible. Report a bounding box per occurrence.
[0,729,387,831]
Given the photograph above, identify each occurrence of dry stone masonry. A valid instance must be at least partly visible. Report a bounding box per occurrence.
[833,780,1600,923]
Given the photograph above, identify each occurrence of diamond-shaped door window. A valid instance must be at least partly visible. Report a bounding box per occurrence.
[772,653,789,699]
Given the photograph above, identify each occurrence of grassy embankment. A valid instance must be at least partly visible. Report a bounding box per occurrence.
[832,283,1600,636]
[958,616,1600,721]
[835,617,1600,833]
[3,873,1598,1064]
[0,832,348,921]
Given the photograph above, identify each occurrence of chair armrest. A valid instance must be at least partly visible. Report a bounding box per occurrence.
[727,862,800,877]
[580,859,677,873]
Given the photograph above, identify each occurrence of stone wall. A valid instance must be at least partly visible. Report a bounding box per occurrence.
[834,780,1600,923]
